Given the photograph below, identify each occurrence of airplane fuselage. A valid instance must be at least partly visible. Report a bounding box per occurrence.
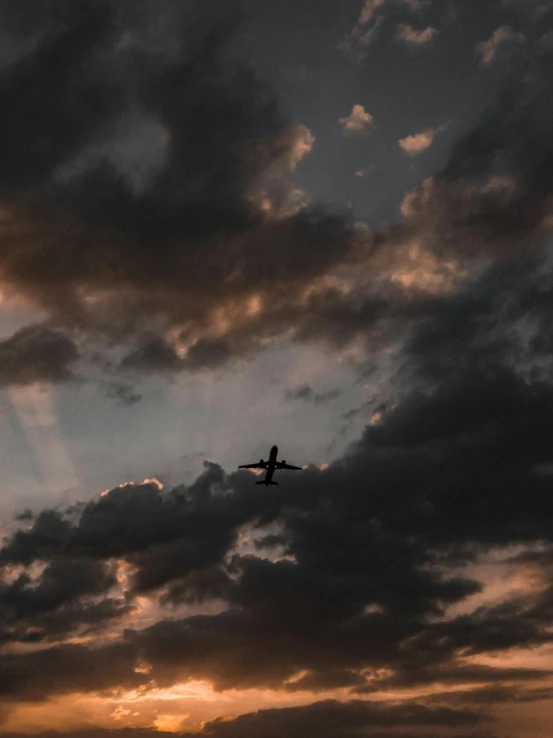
[263,445,279,483]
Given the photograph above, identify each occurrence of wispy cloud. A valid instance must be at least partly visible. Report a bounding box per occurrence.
[476,25,525,65]
[284,384,342,404]
[396,23,437,45]
[398,124,447,156]
[340,0,386,54]
[342,0,432,55]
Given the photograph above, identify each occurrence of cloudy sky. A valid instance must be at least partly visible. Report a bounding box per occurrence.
[1,0,553,736]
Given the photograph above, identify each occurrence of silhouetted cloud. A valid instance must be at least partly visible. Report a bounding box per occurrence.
[284,384,342,404]
[0,325,79,388]
[101,379,142,406]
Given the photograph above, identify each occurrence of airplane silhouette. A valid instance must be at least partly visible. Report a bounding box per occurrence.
[238,445,302,485]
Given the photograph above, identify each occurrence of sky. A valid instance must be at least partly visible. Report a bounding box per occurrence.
[1,0,553,736]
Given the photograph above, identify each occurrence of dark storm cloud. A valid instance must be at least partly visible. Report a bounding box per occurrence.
[198,699,489,738]
[0,324,79,387]
[0,0,368,381]
[284,384,342,404]
[0,468,262,607]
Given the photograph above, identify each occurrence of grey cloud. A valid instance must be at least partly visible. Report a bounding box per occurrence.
[101,379,142,406]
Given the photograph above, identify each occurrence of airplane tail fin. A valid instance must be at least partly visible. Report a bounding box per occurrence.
[255,480,279,485]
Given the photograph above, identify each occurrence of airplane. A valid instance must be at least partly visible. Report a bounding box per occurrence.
[238,445,302,485]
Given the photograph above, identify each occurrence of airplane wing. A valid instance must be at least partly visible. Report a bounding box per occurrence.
[277,463,302,471]
[238,463,267,469]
